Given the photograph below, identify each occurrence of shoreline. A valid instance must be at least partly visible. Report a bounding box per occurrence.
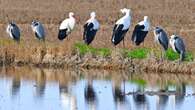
[1,52,195,74]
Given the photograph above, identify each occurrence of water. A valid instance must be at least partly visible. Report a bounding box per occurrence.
[0,67,195,110]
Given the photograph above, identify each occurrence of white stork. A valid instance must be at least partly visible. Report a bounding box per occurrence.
[131,16,150,46]
[83,12,100,45]
[111,8,131,47]
[58,12,76,40]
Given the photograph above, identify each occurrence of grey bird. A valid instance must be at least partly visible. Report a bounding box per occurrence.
[31,20,45,41]
[6,21,20,42]
[169,34,186,63]
[153,26,169,60]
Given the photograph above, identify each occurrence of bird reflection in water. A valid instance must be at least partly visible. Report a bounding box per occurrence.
[84,80,97,110]
[113,82,126,102]
[157,86,169,110]
[175,83,186,107]
[11,74,21,97]
[59,71,77,110]
[112,80,130,110]
[35,69,46,98]
[133,87,149,110]
[133,89,146,104]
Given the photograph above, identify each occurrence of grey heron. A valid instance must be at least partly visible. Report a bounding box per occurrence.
[6,22,20,42]
[83,12,100,45]
[111,8,131,48]
[169,34,186,62]
[153,26,169,60]
[58,12,76,41]
[31,20,45,41]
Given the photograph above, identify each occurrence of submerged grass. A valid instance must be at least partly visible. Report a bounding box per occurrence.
[130,78,147,87]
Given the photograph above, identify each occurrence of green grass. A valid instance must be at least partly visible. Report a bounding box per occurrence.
[74,42,111,57]
[165,49,179,61]
[74,43,194,61]
[123,48,150,59]
[97,48,111,57]
[165,48,194,61]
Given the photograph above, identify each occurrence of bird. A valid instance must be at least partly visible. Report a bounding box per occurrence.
[153,26,169,60]
[31,20,45,41]
[58,12,76,41]
[83,12,100,45]
[169,34,186,62]
[6,21,20,42]
[131,16,150,46]
[111,8,131,47]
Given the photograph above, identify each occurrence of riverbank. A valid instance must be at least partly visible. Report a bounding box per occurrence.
[0,41,194,74]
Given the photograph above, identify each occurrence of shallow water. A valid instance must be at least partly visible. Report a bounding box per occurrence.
[0,67,195,110]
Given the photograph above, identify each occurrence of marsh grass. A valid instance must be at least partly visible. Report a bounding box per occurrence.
[123,48,150,59]
[74,42,111,57]
[74,43,194,61]
[165,48,194,61]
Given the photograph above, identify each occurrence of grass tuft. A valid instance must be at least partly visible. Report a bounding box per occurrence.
[74,42,111,57]
[124,48,150,59]
[184,52,194,61]
[165,48,194,61]
[97,48,111,57]
[165,49,179,61]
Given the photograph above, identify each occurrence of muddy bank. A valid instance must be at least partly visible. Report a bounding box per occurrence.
[1,49,195,74]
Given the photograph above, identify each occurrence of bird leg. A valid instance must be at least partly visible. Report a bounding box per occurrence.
[178,54,183,65]
[123,39,125,48]
[123,79,126,95]
[67,36,69,41]
[162,50,166,61]
[178,60,181,65]
[160,47,166,62]
[142,41,145,48]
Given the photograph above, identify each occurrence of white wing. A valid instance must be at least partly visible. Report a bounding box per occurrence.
[115,16,130,30]
[59,19,69,30]
[87,19,99,30]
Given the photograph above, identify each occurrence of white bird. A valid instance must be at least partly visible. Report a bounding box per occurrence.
[169,34,186,62]
[6,21,20,42]
[131,16,150,46]
[58,12,76,40]
[111,8,131,47]
[31,20,45,41]
[83,12,100,45]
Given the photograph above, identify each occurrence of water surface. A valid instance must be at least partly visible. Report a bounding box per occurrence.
[0,67,195,110]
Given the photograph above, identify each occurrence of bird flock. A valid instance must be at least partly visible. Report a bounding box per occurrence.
[5,8,186,62]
